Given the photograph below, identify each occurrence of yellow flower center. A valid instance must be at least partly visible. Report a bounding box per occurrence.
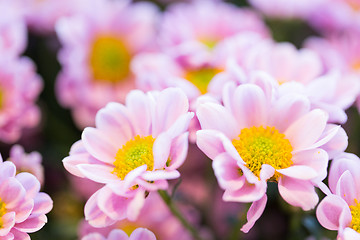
[185,67,221,94]
[112,135,155,180]
[89,35,131,83]
[350,199,360,233]
[0,90,4,109]
[200,38,218,50]
[0,198,7,228]
[232,126,293,180]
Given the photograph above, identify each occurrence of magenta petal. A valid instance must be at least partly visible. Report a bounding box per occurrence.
[316,194,351,231]
[129,228,156,240]
[284,109,328,151]
[278,176,318,210]
[82,128,118,164]
[241,194,267,233]
[78,164,118,184]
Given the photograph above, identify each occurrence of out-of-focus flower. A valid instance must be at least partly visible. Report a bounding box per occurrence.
[316,153,360,239]
[56,0,159,128]
[248,0,323,19]
[308,0,360,32]
[7,144,44,185]
[19,0,87,34]
[158,0,269,67]
[63,88,193,226]
[196,78,347,233]
[79,193,193,240]
[239,40,359,123]
[0,57,43,143]
[0,156,53,239]
[82,228,156,240]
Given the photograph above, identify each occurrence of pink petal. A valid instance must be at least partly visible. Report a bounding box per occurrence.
[336,171,357,206]
[62,153,93,178]
[196,102,238,139]
[342,228,360,240]
[0,161,16,184]
[229,84,268,129]
[14,199,33,223]
[153,133,171,170]
[126,189,146,221]
[0,212,15,236]
[136,178,168,191]
[78,164,118,184]
[291,148,328,176]
[9,228,29,240]
[15,173,40,200]
[31,192,53,216]
[223,180,266,203]
[129,228,156,240]
[141,170,180,181]
[0,178,26,209]
[13,214,47,233]
[125,90,152,136]
[278,176,318,210]
[284,109,328,151]
[123,165,148,191]
[82,128,118,164]
[165,112,193,139]
[316,194,351,231]
[196,130,226,159]
[82,233,106,240]
[107,229,129,240]
[97,187,127,221]
[277,166,318,180]
[167,132,189,170]
[241,194,267,233]
[151,88,189,137]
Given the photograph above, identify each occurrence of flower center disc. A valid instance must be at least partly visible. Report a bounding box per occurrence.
[185,67,221,94]
[232,126,293,180]
[113,135,155,180]
[0,198,6,228]
[350,199,360,233]
[89,35,131,83]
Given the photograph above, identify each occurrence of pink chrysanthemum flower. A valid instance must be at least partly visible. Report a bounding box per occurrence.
[7,145,44,185]
[158,0,269,66]
[308,0,360,32]
[240,40,360,123]
[82,228,156,240]
[79,193,193,240]
[0,56,43,143]
[0,1,27,58]
[196,79,347,233]
[248,0,323,19]
[63,88,193,226]
[316,153,360,239]
[0,156,53,239]
[56,0,159,128]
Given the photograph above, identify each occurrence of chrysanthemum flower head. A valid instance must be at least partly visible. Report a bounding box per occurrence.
[316,153,360,239]
[8,145,44,185]
[0,155,53,239]
[63,88,193,226]
[196,77,347,233]
[56,0,159,128]
[82,228,156,240]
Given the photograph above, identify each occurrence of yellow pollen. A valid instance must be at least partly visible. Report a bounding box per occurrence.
[112,135,155,180]
[185,67,222,94]
[200,38,218,50]
[0,198,6,228]
[350,199,360,233]
[0,90,4,109]
[232,126,293,181]
[89,35,131,83]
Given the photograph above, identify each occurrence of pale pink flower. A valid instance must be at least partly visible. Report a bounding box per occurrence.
[0,57,43,143]
[0,156,53,239]
[7,145,44,185]
[0,1,27,58]
[196,78,347,233]
[248,0,323,19]
[79,193,193,240]
[55,0,159,128]
[225,40,359,123]
[308,0,360,32]
[63,88,193,226]
[82,228,156,240]
[316,153,360,239]
[158,0,269,67]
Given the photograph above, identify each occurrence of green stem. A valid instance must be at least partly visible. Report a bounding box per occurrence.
[158,190,204,240]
